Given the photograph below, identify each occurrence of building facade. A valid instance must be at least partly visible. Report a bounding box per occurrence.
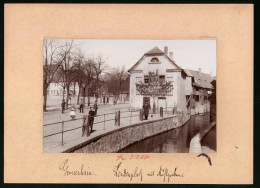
[128,46,188,114]
[184,69,215,115]
[47,82,80,96]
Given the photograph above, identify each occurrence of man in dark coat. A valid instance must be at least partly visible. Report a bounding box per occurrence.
[79,98,84,113]
[88,107,95,132]
[61,99,65,113]
[143,101,151,120]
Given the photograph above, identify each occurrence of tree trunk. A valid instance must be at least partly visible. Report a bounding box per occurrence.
[152,96,156,114]
[83,88,86,106]
[88,90,90,106]
[66,85,70,109]
[62,86,65,101]
[96,75,99,100]
[77,88,80,105]
[43,86,48,112]
[73,82,76,96]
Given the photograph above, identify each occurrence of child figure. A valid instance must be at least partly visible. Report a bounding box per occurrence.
[70,105,76,120]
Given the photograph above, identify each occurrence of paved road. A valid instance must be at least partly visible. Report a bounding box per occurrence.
[46,95,124,110]
[44,103,130,124]
[43,102,140,152]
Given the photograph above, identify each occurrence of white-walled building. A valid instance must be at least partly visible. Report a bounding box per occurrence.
[128,46,188,113]
[47,82,80,96]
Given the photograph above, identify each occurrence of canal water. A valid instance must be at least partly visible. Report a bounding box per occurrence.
[118,113,216,153]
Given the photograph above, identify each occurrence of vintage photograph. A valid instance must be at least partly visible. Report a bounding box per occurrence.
[43,39,216,153]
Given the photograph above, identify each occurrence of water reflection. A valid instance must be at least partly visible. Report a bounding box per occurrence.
[119,113,215,153]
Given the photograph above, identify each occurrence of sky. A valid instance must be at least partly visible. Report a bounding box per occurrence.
[73,39,216,76]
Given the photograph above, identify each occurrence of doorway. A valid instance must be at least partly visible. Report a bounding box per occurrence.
[143,97,150,106]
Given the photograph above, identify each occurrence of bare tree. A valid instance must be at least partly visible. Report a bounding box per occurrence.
[83,58,96,106]
[136,70,173,113]
[93,54,108,101]
[56,40,75,109]
[73,50,85,105]
[105,66,129,103]
[43,39,65,111]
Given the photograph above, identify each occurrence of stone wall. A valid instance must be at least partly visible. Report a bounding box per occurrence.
[73,113,190,153]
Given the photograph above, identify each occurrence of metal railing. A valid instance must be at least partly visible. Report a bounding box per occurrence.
[43,106,178,152]
[43,110,140,151]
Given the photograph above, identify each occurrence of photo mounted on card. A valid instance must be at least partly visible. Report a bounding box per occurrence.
[43,39,216,154]
[4,4,253,184]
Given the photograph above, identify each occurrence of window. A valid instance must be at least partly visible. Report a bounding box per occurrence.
[159,75,165,84]
[195,95,199,101]
[166,85,173,96]
[144,75,150,83]
[136,77,142,83]
[151,58,159,63]
[166,77,173,82]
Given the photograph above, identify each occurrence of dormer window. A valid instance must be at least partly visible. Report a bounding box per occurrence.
[151,57,159,62]
[149,57,160,64]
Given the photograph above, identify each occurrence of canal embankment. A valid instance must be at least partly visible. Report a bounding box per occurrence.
[71,113,190,153]
[189,120,216,153]
[118,113,216,153]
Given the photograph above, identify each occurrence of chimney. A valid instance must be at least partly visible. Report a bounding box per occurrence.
[169,52,173,60]
[164,46,168,56]
[198,68,201,73]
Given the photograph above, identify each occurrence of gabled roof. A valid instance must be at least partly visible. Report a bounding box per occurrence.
[128,47,182,72]
[183,69,193,77]
[185,69,214,89]
[144,47,165,55]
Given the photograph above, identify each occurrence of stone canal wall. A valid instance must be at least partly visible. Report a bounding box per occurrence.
[71,113,190,153]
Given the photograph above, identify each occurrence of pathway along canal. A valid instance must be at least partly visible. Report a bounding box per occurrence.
[118,113,216,153]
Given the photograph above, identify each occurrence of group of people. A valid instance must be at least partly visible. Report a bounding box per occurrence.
[61,98,151,132]
[61,98,98,133]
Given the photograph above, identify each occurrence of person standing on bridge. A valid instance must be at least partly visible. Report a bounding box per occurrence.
[88,106,95,133]
[61,99,65,114]
[79,98,84,113]
[143,101,151,120]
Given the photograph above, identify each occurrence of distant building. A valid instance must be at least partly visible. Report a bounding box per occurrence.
[47,82,79,97]
[128,46,188,114]
[46,71,79,97]
[184,69,215,115]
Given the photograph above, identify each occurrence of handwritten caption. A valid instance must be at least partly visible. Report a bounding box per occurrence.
[59,159,95,176]
[58,155,184,182]
[113,161,184,182]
